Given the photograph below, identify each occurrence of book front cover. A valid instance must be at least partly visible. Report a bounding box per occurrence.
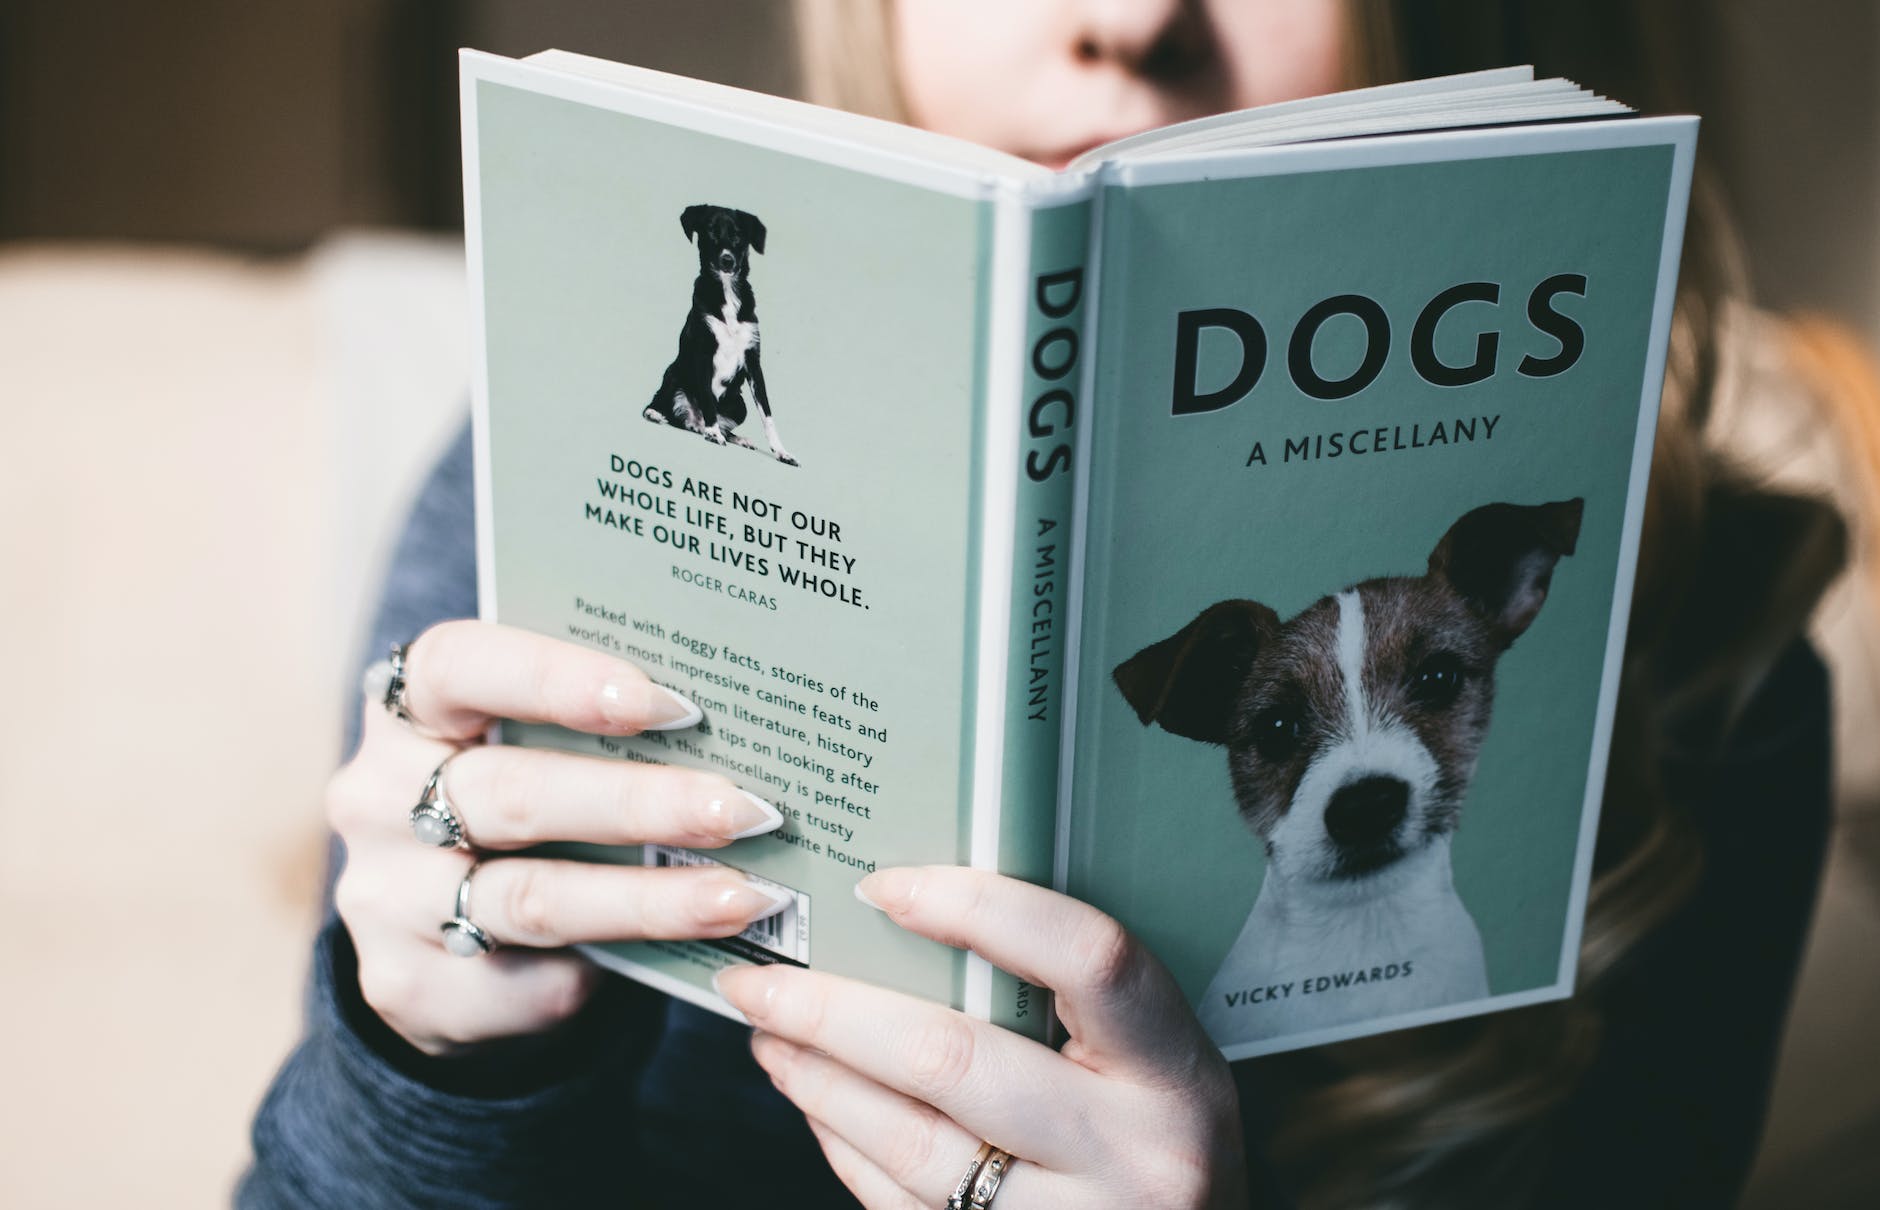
[1066,125,1691,1057]
[468,69,998,1015]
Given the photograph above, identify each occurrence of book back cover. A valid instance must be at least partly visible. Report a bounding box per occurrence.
[465,55,1007,1019]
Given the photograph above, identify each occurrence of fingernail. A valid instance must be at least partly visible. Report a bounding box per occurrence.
[599,681,703,731]
[646,685,704,730]
[707,790,785,840]
[709,878,794,926]
[854,868,916,912]
[712,965,770,1017]
[748,1028,780,1063]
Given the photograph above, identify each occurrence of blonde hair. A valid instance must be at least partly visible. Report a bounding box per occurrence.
[794,0,909,122]
[790,2,1865,1204]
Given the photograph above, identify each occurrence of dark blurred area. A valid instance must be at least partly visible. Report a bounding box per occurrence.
[3,0,1880,330]
[0,0,1874,334]
[0,0,794,248]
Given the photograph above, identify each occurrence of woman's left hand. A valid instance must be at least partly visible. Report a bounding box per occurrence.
[714,866,1250,1209]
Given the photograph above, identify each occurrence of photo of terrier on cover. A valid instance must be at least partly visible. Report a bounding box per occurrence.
[1115,498,1583,1044]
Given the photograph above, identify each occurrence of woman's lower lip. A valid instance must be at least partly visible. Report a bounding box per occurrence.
[1036,148,1099,171]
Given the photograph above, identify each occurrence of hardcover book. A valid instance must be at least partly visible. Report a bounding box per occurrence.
[463,49,1695,1057]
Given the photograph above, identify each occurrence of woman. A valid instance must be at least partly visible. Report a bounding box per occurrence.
[244,2,1870,1206]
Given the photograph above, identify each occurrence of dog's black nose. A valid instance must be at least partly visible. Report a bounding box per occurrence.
[1325,776,1408,848]
[718,250,736,271]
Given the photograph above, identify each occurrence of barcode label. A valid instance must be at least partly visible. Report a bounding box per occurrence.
[646,845,811,966]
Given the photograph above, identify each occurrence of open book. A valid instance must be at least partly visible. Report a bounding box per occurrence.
[464,50,1694,1058]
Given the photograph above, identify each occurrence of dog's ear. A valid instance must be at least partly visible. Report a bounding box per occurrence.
[680,205,712,243]
[1428,498,1584,646]
[736,210,767,255]
[1112,600,1276,744]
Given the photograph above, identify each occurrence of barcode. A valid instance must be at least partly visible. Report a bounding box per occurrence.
[646,845,811,965]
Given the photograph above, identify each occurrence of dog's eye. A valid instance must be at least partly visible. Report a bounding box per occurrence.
[1409,653,1467,708]
[1249,707,1303,760]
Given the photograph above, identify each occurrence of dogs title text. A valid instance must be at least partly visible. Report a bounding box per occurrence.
[1023,267,1085,483]
[1172,273,1587,413]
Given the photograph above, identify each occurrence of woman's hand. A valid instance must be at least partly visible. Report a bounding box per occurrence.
[716,867,1250,1209]
[329,620,789,1056]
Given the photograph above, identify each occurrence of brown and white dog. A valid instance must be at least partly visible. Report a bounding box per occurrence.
[1113,498,1583,1042]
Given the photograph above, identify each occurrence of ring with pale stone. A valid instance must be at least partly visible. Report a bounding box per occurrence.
[360,640,439,736]
[410,755,471,850]
[441,861,496,957]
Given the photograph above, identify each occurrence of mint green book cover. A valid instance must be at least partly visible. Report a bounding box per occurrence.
[462,51,1082,1036]
[465,49,1693,1057]
[1062,121,1696,1058]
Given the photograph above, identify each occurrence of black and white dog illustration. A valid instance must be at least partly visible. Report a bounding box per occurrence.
[1113,498,1583,1041]
[644,204,797,466]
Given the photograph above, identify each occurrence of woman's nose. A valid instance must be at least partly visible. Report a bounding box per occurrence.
[1067,0,1210,80]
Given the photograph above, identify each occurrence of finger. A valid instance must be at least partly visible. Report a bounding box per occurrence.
[855,867,1206,1083]
[802,1118,926,1210]
[436,745,783,849]
[393,620,702,742]
[715,965,1095,1169]
[335,847,794,947]
[323,732,461,845]
[334,846,477,946]
[451,855,794,949]
[753,1032,992,1208]
[354,684,465,763]
[352,928,599,1055]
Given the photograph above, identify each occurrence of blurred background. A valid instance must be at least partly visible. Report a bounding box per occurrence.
[0,1,1875,1204]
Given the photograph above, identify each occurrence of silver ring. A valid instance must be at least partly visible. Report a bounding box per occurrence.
[363,641,447,739]
[384,641,419,726]
[967,1147,1013,1208]
[441,861,496,957]
[410,755,471,849]
[945,1142,993,1210]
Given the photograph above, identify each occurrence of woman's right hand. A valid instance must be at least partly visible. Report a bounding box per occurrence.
[327,620,787,1056]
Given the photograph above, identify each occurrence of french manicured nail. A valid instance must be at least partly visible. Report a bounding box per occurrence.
[854,868,916,912]
[600,681,702,731]
[709,790,785,840]
[713,965,772,1017]
[709,878,794,925]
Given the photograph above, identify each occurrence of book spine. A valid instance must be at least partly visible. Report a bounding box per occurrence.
[985,191,1094,1040]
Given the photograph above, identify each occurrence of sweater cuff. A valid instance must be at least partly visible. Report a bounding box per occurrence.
[244,917,662,1208]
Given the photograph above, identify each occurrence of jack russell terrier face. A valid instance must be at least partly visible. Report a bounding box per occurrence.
[1114,499,1583,885]
[681,204,766,278]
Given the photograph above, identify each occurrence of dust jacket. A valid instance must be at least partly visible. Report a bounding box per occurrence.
[462,49,1695,1057]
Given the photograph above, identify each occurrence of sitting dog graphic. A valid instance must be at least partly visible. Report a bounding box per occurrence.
[644,203,797,466]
